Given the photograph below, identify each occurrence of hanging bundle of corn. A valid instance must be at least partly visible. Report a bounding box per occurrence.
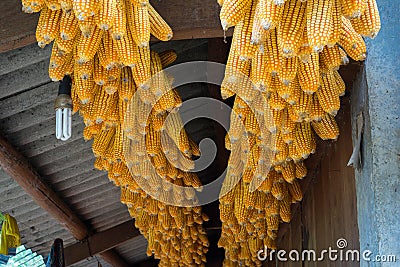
[217,0,380,265]
[23,0,208,266]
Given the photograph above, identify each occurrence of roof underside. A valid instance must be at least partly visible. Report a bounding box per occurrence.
[0,39,217,266]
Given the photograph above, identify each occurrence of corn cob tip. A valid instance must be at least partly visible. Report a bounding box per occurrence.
[221,20,229,31]
[139,42,149,48]
[38,41,46,48]
[273,0,285,5]
[313,45,324,53]
[261,20,272,30]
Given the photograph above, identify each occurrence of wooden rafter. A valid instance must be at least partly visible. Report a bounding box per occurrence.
[0,0,232,53]
[0,133,130,267]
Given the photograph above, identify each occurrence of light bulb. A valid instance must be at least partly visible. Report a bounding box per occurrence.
[55,76,73,141]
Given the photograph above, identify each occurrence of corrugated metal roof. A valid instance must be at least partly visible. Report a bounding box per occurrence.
[0,39,216,266]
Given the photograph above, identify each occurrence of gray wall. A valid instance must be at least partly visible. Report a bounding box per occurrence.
[352,0,400,266]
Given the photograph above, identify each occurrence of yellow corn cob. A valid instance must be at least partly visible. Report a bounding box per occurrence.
[277,0,306,57]
[312,113,339,140]
[92,128,115,157]
[73,72,95,104]
[281,161,295,183]
[119,67,136,102]
[104,78,120,94]
[306,0,333,52]
[339,16,367,61]
[45,0,61,10]
[93,57,108,85]
[278,56,298,85]
[244,111,261,135]
[77,26,104,63]
[264,106,283,133]
[298,52,320,94]
[271,180,284,200]
[320,45,341,72]
[328,0,341,46]
[112,125,124,162]
[131,46,151,88]
[275,142,289,163]
[48,49,73,81]
[281,108,295,134]
[350,0,380,38]
[59,0,73,12]
[310,93,325,121]
[263,28,282,75]
[112,0,127,40]
[56,34,77,53]
[284,76,301,105]
[269,91,286,111]
[158,50,177,68]
[106,66,121,81]
[333,70,346,96]
[99,32,120,69]
[148,4,173,41]
[251,3,266,45]
[95,0,115,30]
[77,15,95,37]
[36,7,62,47]
[250,49,270,91]
[260,0,283,31]
[232,0,257,60]
[220,0,252,30]
[59,11,79,40]
[293,122,315,159]
[22,0,44,13]
[132,2,150,47]
[288,179,302,201]
[130,0,149,6]
[279,195,291,222]
[73,0,99,20]
[146,125,162,156]
[115,27,137,67]
[297,44,313,64]
[95,87,118,122]
[340,0,367,19]
[317,71,340,116]
[294,161,307,178]
[292,90,312,122]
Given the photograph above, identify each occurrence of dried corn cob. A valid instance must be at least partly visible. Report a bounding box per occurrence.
[220,0,252,30]
[306,0,333,52]
[148,4,173,41]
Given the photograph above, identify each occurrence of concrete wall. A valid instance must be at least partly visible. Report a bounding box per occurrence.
[352,0,400,266]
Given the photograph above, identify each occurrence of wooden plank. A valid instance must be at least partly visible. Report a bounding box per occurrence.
[0,80,54,118]
[64,221,138,266]
[0,60,51,100]
[38,148,95,176]
[19,122,86,157]
[52,170,105,191]
[0,99,55,133]
[0,0,231,53]
[5,116,82,147]
[0,43,50,76]
[30,138,90,168]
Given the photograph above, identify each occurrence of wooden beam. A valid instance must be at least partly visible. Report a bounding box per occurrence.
[0,134,130,267]
[0,0,232,53]
[64,221,139,266]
